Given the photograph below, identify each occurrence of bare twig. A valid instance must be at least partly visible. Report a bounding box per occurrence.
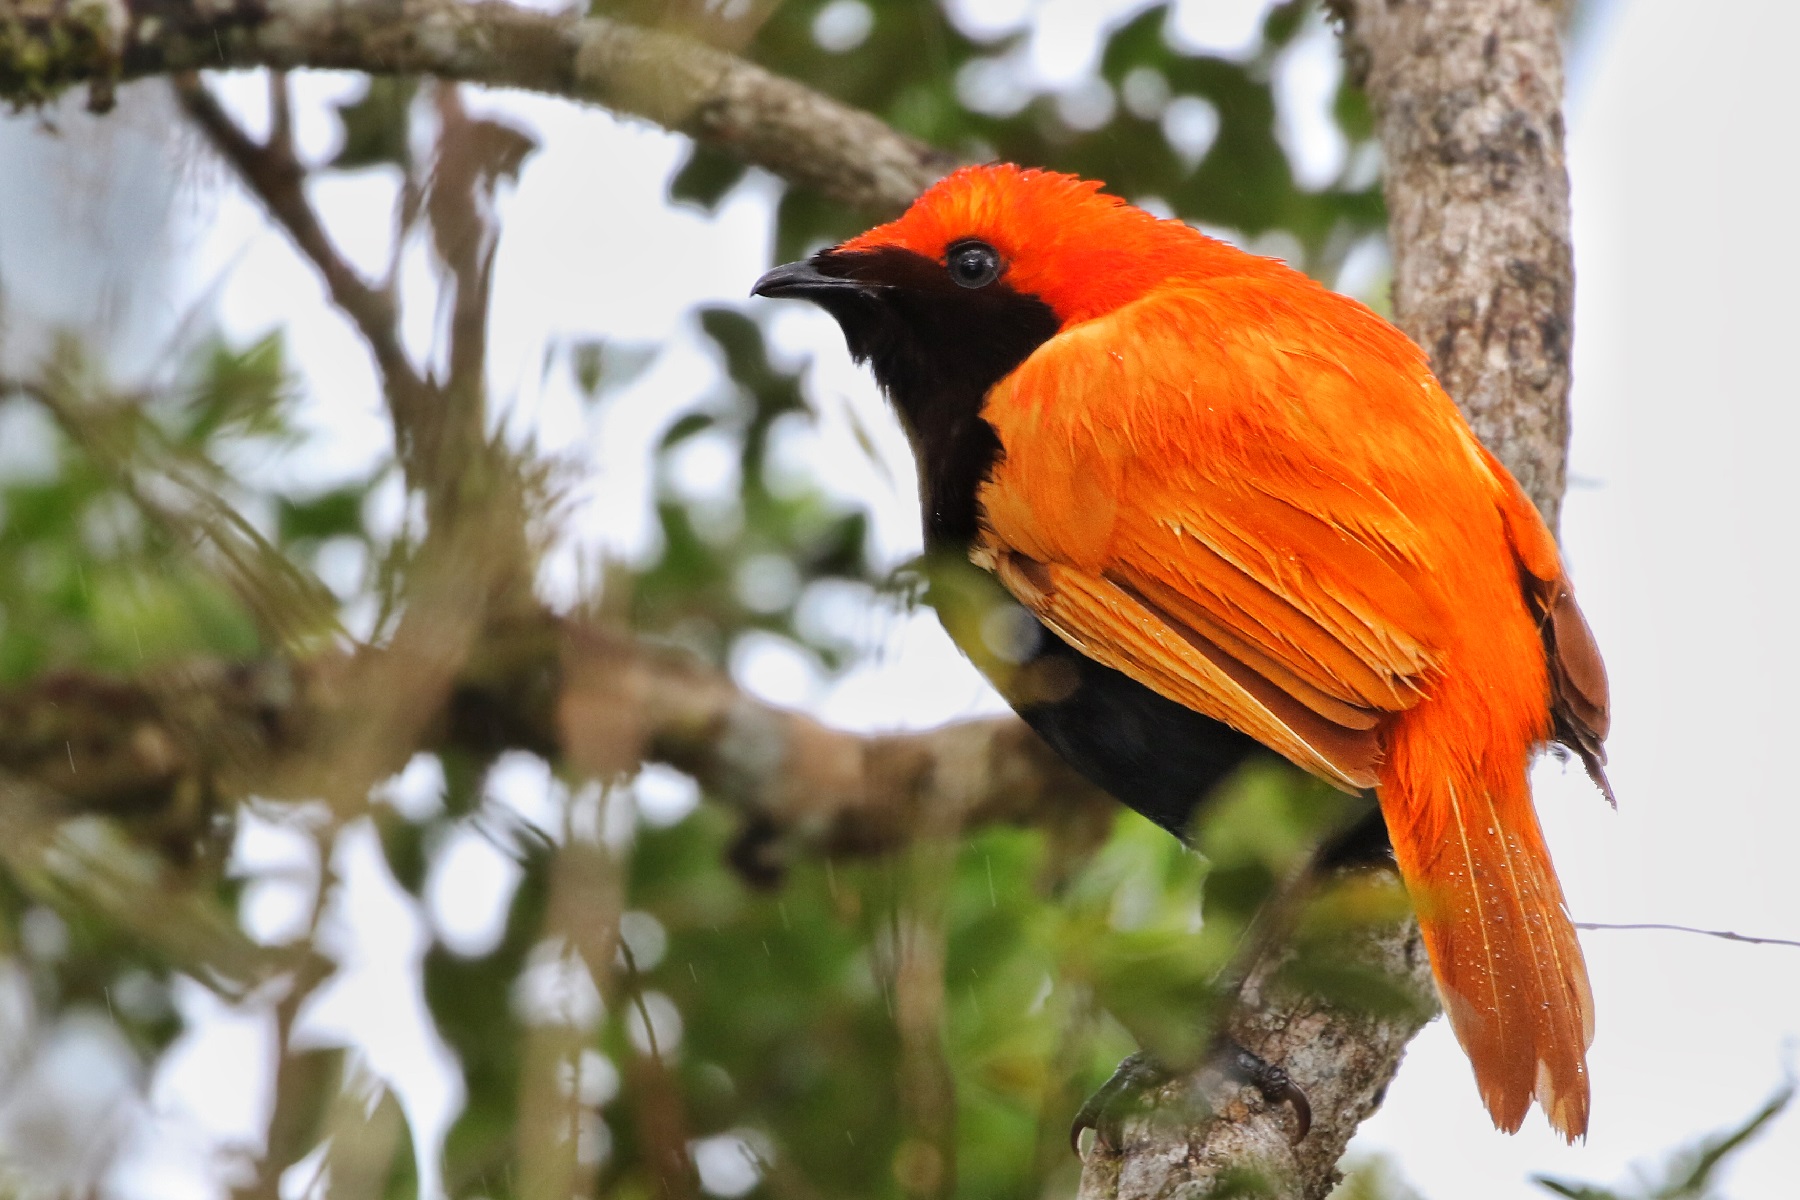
[891,833,960,1200]
[516,788,626,1200]
[172,74,433,444]
[176,71,542,642]
[5,0,950,216]
[236,950,338,1200]
[615,936,701,1200]
[415,84,536,528]
[1576,922,1800,951]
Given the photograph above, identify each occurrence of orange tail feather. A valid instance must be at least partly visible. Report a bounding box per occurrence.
[1379,749,1595,1140]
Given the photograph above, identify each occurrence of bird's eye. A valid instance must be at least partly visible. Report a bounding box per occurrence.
[947,241,1001,289]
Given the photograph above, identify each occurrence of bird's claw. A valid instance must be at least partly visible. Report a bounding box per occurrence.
[1069,1052,1172,1156]
[1069,1042,1313,1158]
[1224,1044,1312,1144]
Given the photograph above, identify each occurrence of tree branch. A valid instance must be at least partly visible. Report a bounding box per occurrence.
[1078,910,1437,1200]
[1574,922,1800,951]
[0,617,1116,875]
[1,0,950,216]
[173,72,421,403]
[1331,0,1576,527]
[558,623,1118,876]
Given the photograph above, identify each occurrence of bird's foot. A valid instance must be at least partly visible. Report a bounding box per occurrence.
[1069,1039,1312,1158]
[1069,1051,1173,1156]
[1222,1041,1312,1144]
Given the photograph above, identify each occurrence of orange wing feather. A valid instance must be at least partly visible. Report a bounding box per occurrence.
[975,282,1460,783]
[974,277,1599,1139]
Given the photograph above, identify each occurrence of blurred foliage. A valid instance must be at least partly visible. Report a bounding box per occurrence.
[0,329,337,1193]
[0,3,1766,1200]
[1533,1085,1795,1200]
[628,307,873,670]
[1329,1155,1428,1200]
[0,332,311,683]
[716,0,1385,273]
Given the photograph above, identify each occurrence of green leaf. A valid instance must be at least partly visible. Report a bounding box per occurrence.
[660,412,717,449]
[1533,1179,1623,1200]
[179,331,295,447]
[331,77,419,171]
[669,142,750,211]
[569,338,657,399]
[277,486,369,544]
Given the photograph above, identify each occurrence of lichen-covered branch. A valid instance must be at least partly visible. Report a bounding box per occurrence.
[1078,908,1437,1200]
[559,624,1118,877]
[0,618,1114,873]
[1332,0,1576,526]
[0,0,949,216]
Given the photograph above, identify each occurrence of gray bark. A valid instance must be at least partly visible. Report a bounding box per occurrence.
[1076,919,1437,1200]
[1333,0,1576,526]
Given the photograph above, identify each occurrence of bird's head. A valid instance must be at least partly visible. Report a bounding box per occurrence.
[751,165,1239,418]
[751,164,1267,544]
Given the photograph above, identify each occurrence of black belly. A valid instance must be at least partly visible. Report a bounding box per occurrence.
[990,614,1393,865]
[1003,621,1265,840]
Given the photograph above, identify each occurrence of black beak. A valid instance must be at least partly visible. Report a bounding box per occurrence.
[751,258,874,301]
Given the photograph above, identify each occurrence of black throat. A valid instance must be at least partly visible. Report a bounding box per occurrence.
[804,247,1060,550]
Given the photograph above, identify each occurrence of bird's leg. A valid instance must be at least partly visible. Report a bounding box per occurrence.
[1071,801,1389,1156]
[1223,1040,1312,1142]
[1069,1051,1172,1154]
[1069,1037,1314,1154]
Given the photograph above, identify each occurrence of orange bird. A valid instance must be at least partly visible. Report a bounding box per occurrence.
[754,165,1611,1140]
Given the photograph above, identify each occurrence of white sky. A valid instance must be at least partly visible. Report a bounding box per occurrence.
[1,0,1797,1196]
